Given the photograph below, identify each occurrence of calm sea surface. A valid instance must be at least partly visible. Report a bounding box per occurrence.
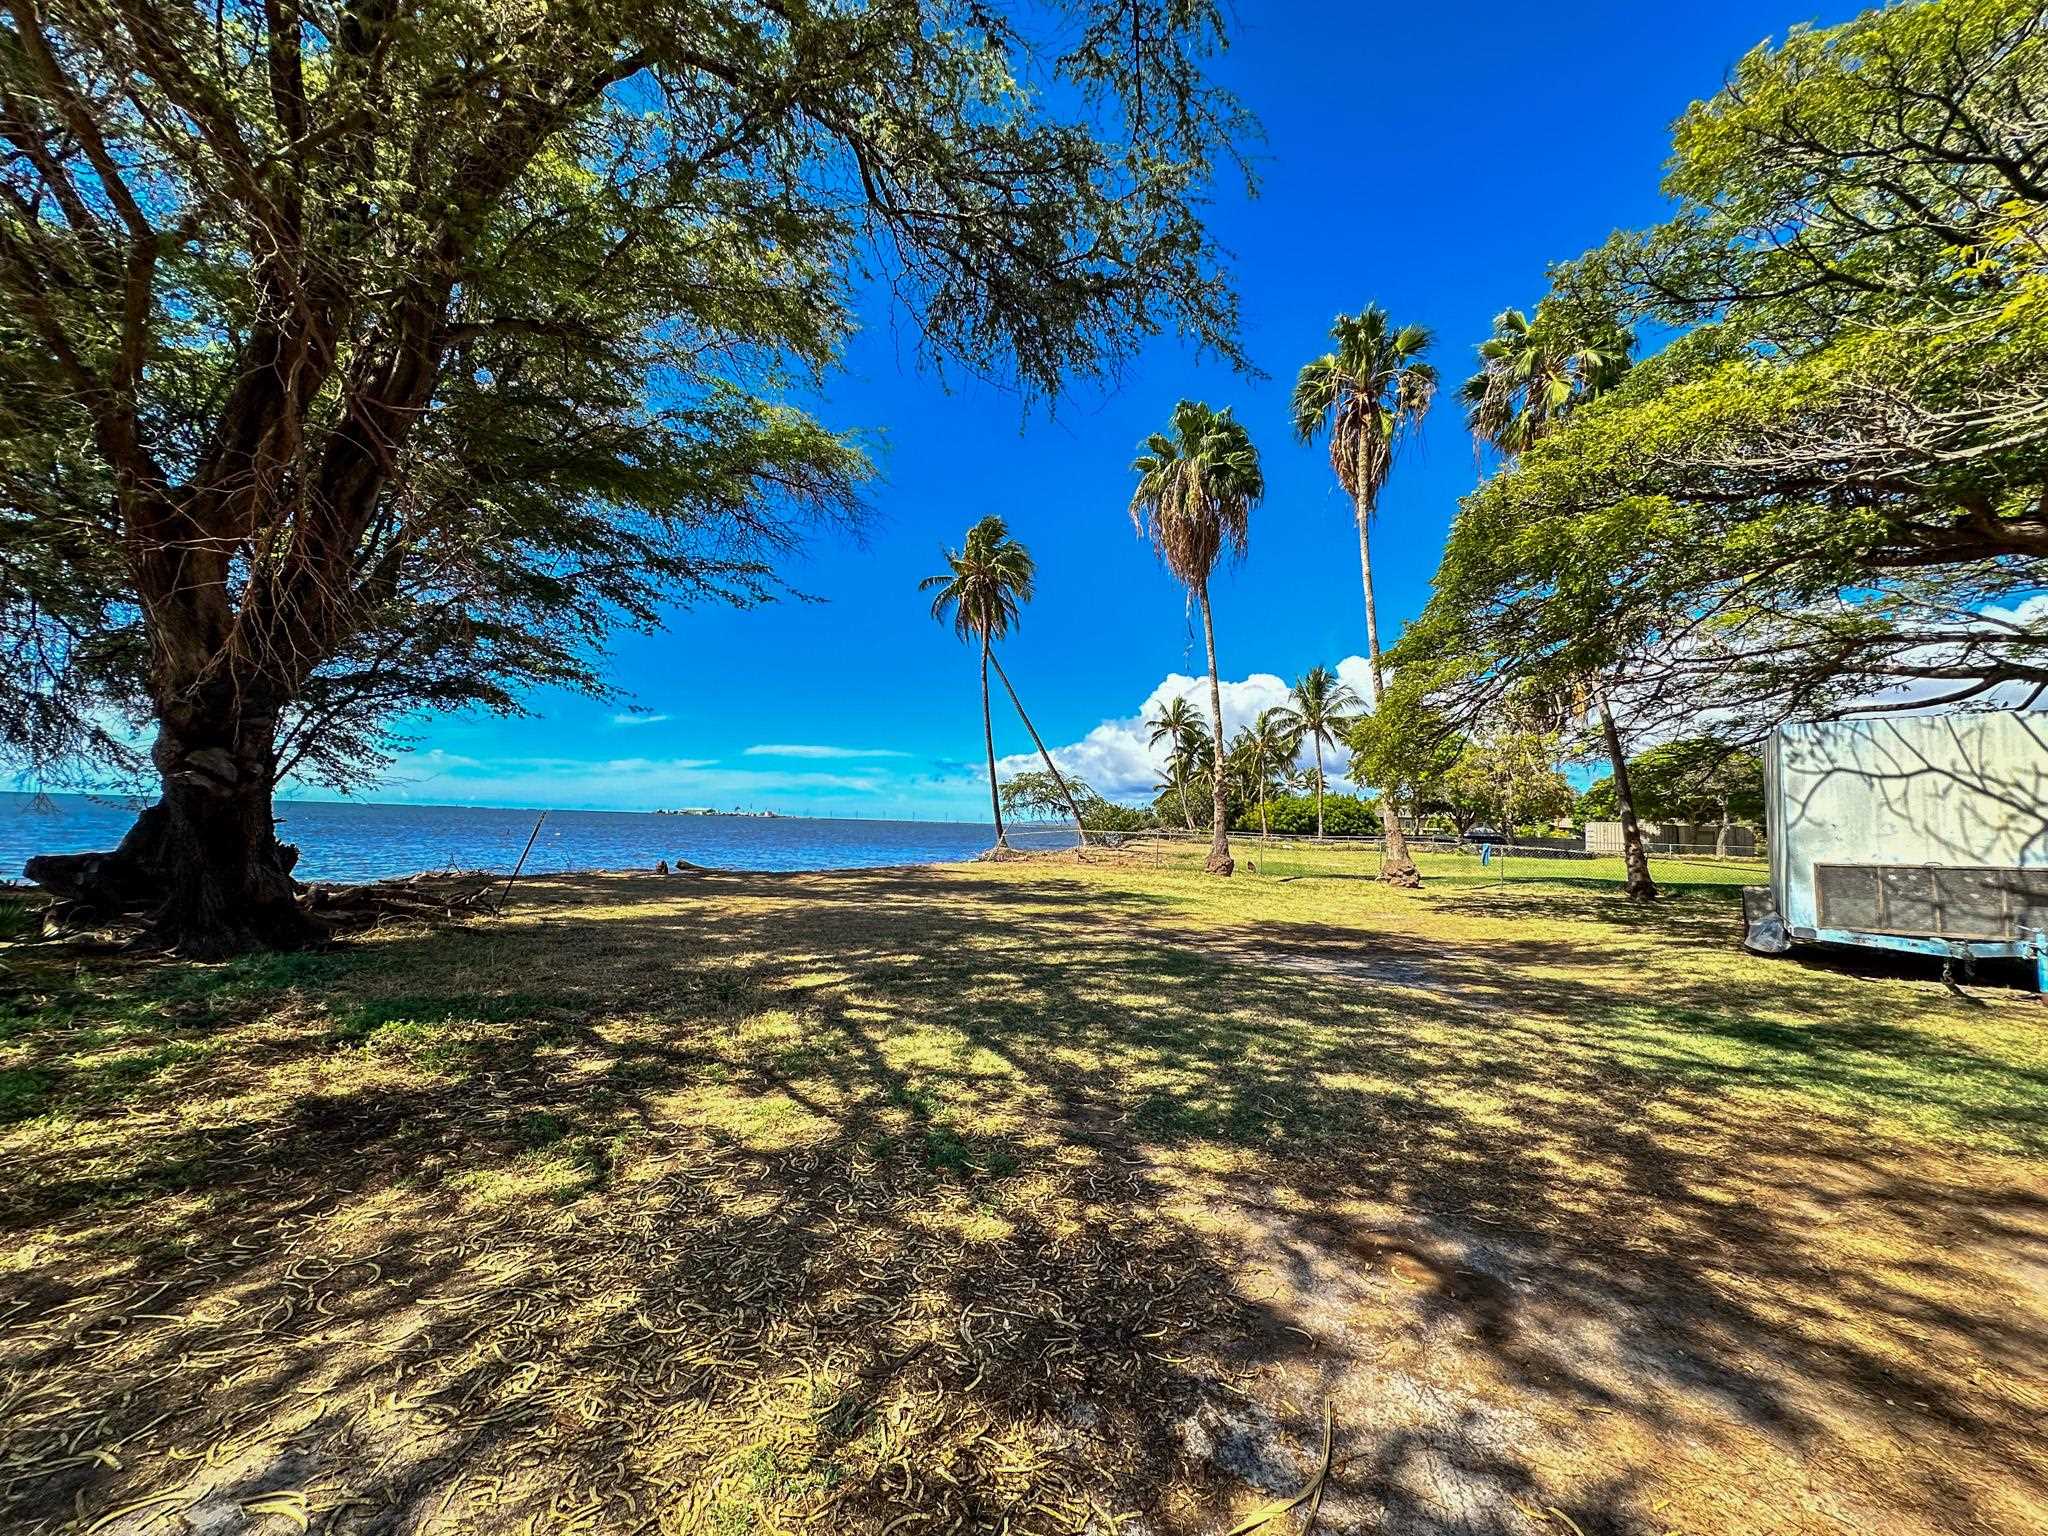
[0,793,1072,884]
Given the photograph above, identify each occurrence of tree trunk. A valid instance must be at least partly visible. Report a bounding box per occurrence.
[1716,794,1732,858]
[1312,737,1326,839]
[980,635,1008,852]
[989,652,1087,848]
[1355,493,1420,888]
[1196,581,1233,876]
[1177,775,1195,833]
[26,692,323,956]
[1597,689,1656,902]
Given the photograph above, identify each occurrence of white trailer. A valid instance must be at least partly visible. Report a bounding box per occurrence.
[1742,712,2048,991]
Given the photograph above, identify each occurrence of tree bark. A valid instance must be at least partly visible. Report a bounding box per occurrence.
[1312,737,1326,839]
[989,651,1087,848]
[980,635,1008,851]
[1356,493,1420,888]
[1197,581,1233,876]
[1597,689,1657,902]
[26,689,323,955]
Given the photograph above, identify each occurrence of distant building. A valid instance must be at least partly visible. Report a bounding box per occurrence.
[1584,819,1758,857]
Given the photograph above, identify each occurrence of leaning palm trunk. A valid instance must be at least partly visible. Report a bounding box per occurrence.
[1312,741,1326,838]
[1177,774,1195,833]
[980,635,1008,851]
[1197,582,1233,875]
[990,652,1087,848]
[1355,494,1421,887]
[1596,688,1655,902]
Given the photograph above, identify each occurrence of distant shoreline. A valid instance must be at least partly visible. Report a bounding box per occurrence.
[0,789,993,829]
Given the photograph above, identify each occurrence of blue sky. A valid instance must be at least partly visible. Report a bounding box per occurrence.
[328,1,1855,820]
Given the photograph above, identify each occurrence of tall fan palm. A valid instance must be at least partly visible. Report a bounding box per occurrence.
[1293,307,1435,887]
[1269,665,1361,839]
[1146,695,1203,831]
[920,516,1086,851]
[1460,301,1654,901]
[1460,303,1633,458]
[1129,400,1264,875]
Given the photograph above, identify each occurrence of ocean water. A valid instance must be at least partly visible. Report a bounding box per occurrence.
[0,792,1075,885]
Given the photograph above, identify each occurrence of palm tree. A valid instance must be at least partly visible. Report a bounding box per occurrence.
[1234,708,1301,838]
[920,516,1087,851]
[1292,307,1436,887]
[1146,696,1203,831]
[1269,665,1361,839]
[1460,303,1632,459]
[1129,400,1264,875]
[1459,301,1653,901]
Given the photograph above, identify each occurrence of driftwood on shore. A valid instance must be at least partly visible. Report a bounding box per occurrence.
[18,866,503,949]
[306,872,501,932]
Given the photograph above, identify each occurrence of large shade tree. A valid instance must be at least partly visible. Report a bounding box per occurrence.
[1292,306,1435,887]
[1455,0,2048,733]
[1457,298,1658,901]
[0,0,1251,951]
[1129,400,1263,874]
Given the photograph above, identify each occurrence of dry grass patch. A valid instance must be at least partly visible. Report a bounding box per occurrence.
[0,853,2044,1535]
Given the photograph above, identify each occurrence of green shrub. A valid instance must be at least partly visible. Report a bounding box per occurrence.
[1237,793,1378,836]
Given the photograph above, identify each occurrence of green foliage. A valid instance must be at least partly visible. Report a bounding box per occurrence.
[1077,798,1155,834]
[1419,0,2048,730]
[1460,300,1633,459]
[0,894,41,942]
[1128,401,1264,590]
[0,1066,54,1122]
[1257,793,1378,837]
[1002,770,1152,832]
[1436,731,1575,834]
[1346,681,1465,812]
[1581,738,1764,826]
[1292,307,1436,511]
[1,0,1255,797]
[922,517,1035,647]
[998,770,1084,822]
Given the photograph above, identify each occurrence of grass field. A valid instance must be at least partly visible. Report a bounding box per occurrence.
[1,848,2044,1535]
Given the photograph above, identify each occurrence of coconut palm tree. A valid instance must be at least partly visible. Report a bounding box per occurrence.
[1459,301,1654,901]
[1292,307,1436,887]
[1129,400,1264,875]
[1146,696,1203,831]
[1233,708,1301,838]
[1269,665,1361,839]
[920,516,1087,851]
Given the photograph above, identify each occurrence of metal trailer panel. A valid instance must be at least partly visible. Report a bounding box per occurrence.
[1765,713,2048,987]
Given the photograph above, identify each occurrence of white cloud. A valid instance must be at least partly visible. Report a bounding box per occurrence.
[610,713,672,728]
[744,744,911,759]
[998,657,1376,801]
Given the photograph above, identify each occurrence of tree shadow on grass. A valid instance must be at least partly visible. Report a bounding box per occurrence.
[0,866,2043,1535]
